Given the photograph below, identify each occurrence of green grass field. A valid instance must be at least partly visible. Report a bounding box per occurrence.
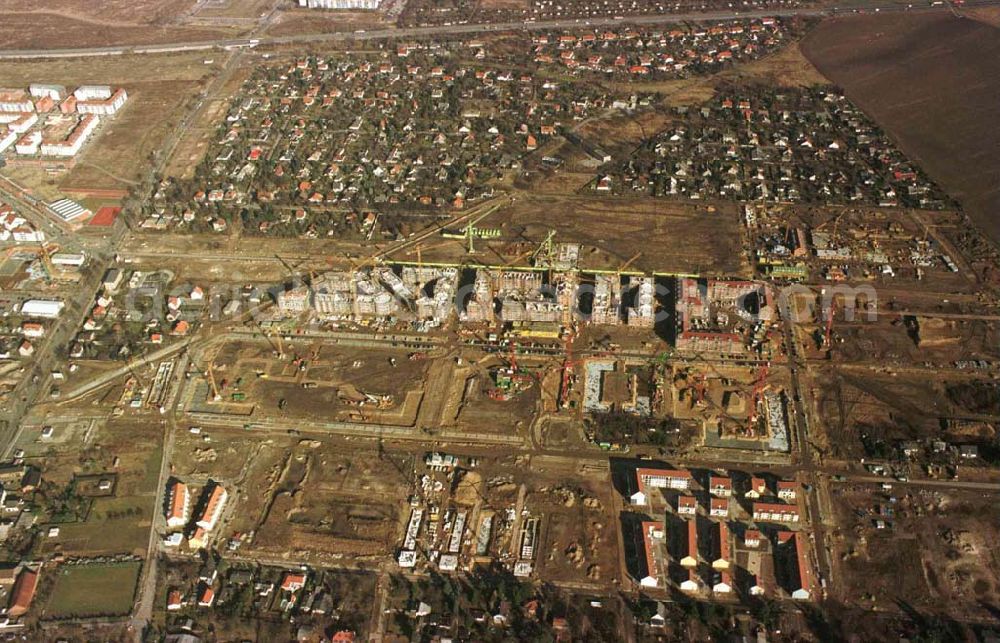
[45,562,142,619]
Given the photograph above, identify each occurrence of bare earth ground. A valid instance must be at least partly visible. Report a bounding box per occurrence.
[0,0,196,24]
[500,195,748,275]
[0,15,234,50]
[964,5,1000,27]
[831,485,1000,621]
[802,13,1000,245]
[265,10,391,36]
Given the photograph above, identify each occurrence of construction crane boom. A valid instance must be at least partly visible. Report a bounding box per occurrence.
[617,251,642,275]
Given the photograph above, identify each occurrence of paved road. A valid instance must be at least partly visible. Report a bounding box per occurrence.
[2,2,997,60]
[843,474,1000,492]
[58,338,195,402]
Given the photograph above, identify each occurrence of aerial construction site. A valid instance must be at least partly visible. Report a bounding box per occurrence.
[0,4,999,642]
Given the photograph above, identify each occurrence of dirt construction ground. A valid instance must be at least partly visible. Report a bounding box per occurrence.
[830,483,1000,622]
[806,367,999,459]
[171,428,413,564]
[469,195,749,276]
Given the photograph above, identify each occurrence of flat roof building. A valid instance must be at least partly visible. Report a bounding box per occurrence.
[20,299,64,319]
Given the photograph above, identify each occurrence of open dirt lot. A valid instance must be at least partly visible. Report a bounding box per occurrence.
[803,13,1000,245]
[195,339,430,425]
[248,441,411,560]
[822,315,1000,366]
[0,15,233,51]
[807,367,999,459]
[0,0,195,24]
[532,477,618,585]
[454,195,748,276]
[831,483,1000,621]
[172,427,412,562]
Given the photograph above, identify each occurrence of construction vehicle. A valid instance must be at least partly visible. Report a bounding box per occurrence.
[487,339,535,400]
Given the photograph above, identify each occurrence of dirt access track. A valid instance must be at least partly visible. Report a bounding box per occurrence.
[802,12,1000,246]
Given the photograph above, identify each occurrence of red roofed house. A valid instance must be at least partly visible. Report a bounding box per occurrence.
[680,520,698,569]
[777,531,813,600]
[172,319,190,336]
[198,585,215,607]
[281,572,306,592]
[196,483,228,531]
[752,502,800,524]
[638,521,664,588]
[331,631,356,643]
[167,589,184,611]
[710,497,729,519]
[712,522,731,571]
[166,480,190,529]
[20,322,44,339]
[777,480,797,501]
[745,477,768,499]
[708,475,732,497]
[680,568,699,593]
[713,570,733,594]
[7,567,38,617]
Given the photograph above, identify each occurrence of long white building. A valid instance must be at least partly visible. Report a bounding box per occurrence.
[0,129,15,154]
[41,114,99,157]
[29,84,66,100]
[73,85,112,101]
[76,88,128,116]
[195,484,228,531]
[20,299,65,319]
[0,89,33,113]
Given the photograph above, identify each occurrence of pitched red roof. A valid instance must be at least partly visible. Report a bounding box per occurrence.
[8,568,37,617]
